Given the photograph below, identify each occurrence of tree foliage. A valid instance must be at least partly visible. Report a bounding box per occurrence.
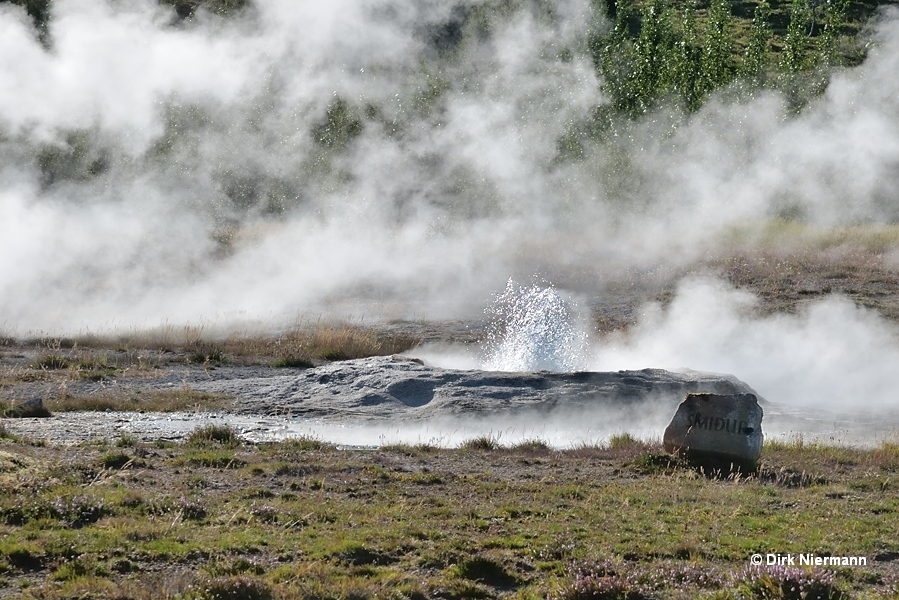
[589,0,862,121]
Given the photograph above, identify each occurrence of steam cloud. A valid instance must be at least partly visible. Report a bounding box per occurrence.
[590,277,899,412]
[2,0,899,410]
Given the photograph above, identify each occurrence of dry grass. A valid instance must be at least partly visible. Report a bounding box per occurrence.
[43,387,230,413]
[218,324,420,365]
[720,220,899,255]
[5,323,420,370]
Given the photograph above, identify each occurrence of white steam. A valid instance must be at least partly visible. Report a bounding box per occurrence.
[414,276,899,444]
[591,277,899,411]
[0,0,898,352]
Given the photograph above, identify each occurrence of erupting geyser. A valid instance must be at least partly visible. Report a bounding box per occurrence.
[481,279,589,372]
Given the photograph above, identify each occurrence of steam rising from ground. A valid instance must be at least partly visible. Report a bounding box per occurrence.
[590,277,899,412]
[416,275,899,426]
[2,0,899,334]
[404,275,899,449]
[2,0,899,431]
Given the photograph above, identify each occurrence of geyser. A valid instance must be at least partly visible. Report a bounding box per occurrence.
[2,0,899,444]
[481,279,588,372]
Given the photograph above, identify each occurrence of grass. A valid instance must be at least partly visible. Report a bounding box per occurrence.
[0,322,420,378]
[186,424,242,447]
[460,434,504,451]
[0,436,897,598]
[43,387,230,413]
[719,220,899,256]
[0,322,420,422]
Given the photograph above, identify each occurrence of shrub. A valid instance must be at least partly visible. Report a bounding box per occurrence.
[311,98,364,151]
[249,501,278,524]
[0,397,51,418]
[553,559,727,599]
[176,496,208,521]
[53,494,109,528]
[551,559,649,600]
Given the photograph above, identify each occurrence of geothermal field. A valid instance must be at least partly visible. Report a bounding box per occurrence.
[2,0,899,597]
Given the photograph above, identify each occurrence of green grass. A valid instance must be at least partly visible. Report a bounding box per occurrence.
[606,431,648,450]
[186,424,242,448]
[0,436,896,598]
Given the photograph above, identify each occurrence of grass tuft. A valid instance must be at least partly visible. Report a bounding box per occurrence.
[510,438,553,453]
[31,354,71,370]
[607,432,645,450]
[277,435,334,452]
[186,424,241,447]
[46,388,228,413]
[460,434,503,451]
[451,556,520,587]
[269,357,314,368]
[115,434,137,448]
[98,451,134,470]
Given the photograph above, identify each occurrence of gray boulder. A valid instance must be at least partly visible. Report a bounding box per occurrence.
[663,393,764,471]
[6,397,50,418]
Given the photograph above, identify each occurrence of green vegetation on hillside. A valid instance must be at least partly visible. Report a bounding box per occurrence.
[5,0,893,113]
[589,0,867,116]
[2,0,250,29]
[3,0,898,231]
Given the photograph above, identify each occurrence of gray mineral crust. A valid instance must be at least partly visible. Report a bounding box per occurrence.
[197,355,764,420]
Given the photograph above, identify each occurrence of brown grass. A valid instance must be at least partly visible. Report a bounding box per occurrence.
[44,387,230,413]
[218,324,420,365]
[6,323,420,369]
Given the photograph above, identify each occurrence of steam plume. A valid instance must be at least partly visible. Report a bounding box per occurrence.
[0,0,898,349]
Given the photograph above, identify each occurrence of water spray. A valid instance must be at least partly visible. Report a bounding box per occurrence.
[480,279,589,372]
